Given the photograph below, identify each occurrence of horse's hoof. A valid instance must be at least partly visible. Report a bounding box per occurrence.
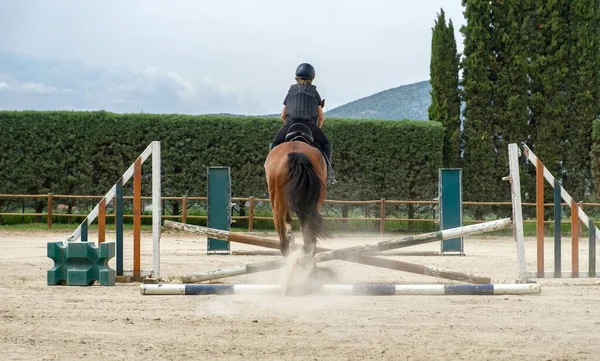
[286,232,295,246]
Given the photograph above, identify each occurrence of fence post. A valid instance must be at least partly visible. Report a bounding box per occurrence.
[47,193,53,230]
[380,198,386,234]
[248,197,254,232]
[182,195,188,224]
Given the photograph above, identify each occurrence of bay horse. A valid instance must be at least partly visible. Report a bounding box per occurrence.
[265,137,329,258]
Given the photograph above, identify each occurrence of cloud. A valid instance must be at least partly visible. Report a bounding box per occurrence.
[19,81,73,94]
[0,51,263,114]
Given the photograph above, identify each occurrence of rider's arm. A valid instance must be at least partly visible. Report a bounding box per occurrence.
[281,105,287,123]
[317,105,324,128]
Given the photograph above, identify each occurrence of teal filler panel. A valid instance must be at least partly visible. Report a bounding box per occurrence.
[207,166,231,254]
[439,168,464,255]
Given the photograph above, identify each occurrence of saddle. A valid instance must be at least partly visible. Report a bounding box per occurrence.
[284,123,314,145]
[269,123,336,184]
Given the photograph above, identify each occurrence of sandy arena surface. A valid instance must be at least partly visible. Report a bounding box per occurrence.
[1,227,600,361]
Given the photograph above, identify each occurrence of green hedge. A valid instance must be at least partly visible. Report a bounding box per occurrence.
[0,111,444,218]
[590,118,600,200]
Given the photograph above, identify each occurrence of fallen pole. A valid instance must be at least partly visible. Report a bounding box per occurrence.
[165,218,511,283]
[140,283,541,296]
[165,221,491,283]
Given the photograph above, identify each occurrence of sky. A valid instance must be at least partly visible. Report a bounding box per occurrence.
[0,0,466,115]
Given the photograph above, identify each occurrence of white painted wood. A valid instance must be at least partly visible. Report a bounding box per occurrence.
[121,143,153,186]
[123,269,155,278]
[508,144,529,283]
[152,141,162,279]
[492,284,542,294]
[139,283,542,296]
[65,142,156,246]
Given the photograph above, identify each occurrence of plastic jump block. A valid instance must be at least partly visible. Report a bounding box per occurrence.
[47,241,116,286]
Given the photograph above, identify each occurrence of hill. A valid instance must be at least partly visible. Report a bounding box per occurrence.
[325,80,431,120]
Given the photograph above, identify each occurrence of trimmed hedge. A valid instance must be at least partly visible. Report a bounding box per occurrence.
[589,118,600,199]
[0,111,444,214]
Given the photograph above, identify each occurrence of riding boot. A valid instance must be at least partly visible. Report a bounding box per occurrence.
[323,143,336,185]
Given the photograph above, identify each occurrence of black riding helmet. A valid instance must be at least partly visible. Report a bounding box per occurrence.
[295,63,315,80]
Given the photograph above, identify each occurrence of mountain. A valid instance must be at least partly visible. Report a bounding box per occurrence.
[325,80,431,120]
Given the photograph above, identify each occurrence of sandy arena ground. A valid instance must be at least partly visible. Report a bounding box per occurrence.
[1,227,600,361]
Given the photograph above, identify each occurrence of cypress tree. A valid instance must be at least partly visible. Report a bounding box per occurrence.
[429,8,461,168]
[562,0,600,200]
[460,0,497,213]
[528,0,570,182]
[489,0,533,211]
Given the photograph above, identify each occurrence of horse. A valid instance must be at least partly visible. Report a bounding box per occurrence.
[264,131,329,259]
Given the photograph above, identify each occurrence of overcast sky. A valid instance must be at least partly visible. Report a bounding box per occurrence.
[0,0,466,115]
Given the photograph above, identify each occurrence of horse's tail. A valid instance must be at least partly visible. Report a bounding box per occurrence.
[286,152,328,242]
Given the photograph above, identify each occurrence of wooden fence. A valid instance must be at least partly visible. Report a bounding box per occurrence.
[0,193,598,234]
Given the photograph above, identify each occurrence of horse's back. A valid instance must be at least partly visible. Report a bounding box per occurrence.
[266,142,326,181]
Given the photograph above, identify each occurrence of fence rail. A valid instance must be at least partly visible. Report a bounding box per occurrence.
[1,193,597,233]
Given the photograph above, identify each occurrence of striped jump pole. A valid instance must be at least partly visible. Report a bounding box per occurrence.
[140,283,541,296]
[176,218,512,283]
[164,220,492,284]
[521,144,600,279]
[65,141,162,279]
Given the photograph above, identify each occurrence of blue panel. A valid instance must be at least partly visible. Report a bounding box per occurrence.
[439,169,464,254]
[185,285,235,295]
[207,167,231,253]
[445,284,494,295]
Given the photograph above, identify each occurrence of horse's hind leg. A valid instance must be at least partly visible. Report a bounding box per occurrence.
[271,192,293,256]
[284,209,295,248]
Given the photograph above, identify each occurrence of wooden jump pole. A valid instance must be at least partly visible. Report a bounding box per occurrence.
[164,221,492,284]
[165,218,511,283]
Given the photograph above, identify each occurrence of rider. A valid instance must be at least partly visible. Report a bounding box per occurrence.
[270,63,335,184]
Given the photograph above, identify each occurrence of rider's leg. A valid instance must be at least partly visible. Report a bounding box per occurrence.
[323,142,332,161]
[310,125,336,184]
[271,123,292,150]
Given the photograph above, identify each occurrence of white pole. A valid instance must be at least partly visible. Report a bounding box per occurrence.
[507,143,528,283]
[152,141,162,279]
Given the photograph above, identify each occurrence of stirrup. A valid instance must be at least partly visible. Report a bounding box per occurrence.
[327,171,337,185]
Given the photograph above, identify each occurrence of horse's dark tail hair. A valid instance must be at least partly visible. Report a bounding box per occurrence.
[286,152,328,243]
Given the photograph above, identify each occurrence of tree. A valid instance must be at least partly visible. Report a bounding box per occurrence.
[429,8,461,168]
[562,0,600,200]
[528,0,571,183]
[489,0,534,213]
[460,0,498,214]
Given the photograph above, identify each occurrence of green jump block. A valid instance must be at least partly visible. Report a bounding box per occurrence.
[47,241,116,286]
